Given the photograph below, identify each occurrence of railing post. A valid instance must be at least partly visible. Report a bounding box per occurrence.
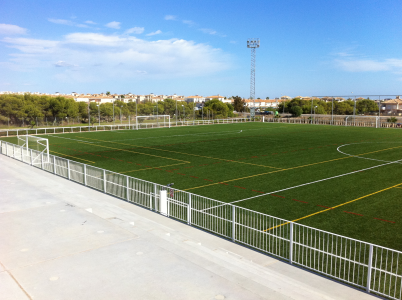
[289,222,294,264]
[41,152,44,169]
[103,169,107,193]
[126,176,130,201]
[84,164,87,186]
[232,205,236,242]
[366,244,374,293]
[30,149,33,165]
[13,144,15,158]
[187,194,192,225]
[53,156,56,174]
[152,183,156,211]
[67,160,71,180]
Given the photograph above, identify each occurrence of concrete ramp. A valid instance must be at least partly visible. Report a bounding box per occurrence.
[0,155,377,300]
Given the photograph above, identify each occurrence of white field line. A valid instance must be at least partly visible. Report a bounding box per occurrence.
[44,126,287,144]
[337,143,402,163]
[45,135,97,144]
[202,157,402,212]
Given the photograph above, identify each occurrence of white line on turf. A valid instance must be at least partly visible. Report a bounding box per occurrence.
[44,126,287,144]
[337,142,402,163]
[201,157,402,212]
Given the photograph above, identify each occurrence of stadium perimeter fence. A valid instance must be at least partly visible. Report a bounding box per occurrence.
[263,115,402,128]
[1,140,402,300]
[0,117,249,137]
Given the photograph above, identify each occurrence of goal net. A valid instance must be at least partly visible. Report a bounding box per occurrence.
[17,135,49,164]
[136,115,171,130]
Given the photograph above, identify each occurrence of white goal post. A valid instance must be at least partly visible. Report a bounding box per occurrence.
[17,135,49,164]
[135,115,171,130]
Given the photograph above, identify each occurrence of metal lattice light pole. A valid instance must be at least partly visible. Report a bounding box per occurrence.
[247,38,260,117]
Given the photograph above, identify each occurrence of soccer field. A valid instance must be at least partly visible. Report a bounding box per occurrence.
[2,122,402,250]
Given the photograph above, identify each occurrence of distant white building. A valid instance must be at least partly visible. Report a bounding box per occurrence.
[185,95,206,103]
[74,95,115,103]
[205,95,225,101]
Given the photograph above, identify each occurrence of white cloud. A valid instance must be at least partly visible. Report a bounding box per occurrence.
[125,27,145,34]
[105,21,121,29]
[54,61,78,68]
[48,18,90,28]
[335,58,402,72]
[85,20,97,25]
[146,30,162,36]
[48,18,75,26]
[2,32,232,81]
[199,28,217,35]
[164,15,176,21]
[183,20,195,26]
[0,24,27,35]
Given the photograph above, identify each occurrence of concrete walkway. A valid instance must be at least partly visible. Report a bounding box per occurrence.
[0,154,379,300]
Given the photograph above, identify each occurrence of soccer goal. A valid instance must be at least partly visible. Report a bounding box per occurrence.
[17,135,50,164]
[136,115,171,130]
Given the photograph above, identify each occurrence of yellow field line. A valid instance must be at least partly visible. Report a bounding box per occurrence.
[60,139,190,164]
[79,136,283,170]
[120,163,187,173]
[265,182,402,231]
[50,151,96,164]
[183,145,402,191]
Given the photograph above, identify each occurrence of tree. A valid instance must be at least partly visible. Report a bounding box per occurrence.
[290,106,303,117]
[266,97,269,100]
[335,102,354,115]
[232,96,245,112]
[106,91,110,96]
[356,99,378,114]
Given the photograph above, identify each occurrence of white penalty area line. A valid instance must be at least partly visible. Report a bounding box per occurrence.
[43,135,98,144]
[201,157,402,212]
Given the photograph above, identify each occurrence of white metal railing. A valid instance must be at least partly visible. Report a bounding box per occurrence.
[0,118,250,137]
[1,140,401,299]
[263,115,402,129]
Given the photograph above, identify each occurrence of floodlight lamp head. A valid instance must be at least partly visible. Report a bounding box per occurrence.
[247,38,260,48]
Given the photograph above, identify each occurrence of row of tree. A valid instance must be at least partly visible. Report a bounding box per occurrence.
[0,94,235,127]
[278,98,379,117]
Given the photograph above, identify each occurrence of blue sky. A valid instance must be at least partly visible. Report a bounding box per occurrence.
[1,0,401,98]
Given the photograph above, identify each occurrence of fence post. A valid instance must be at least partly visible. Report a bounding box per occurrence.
[366,244,374,293]
[126,176,130,201]
[84,164,87,186]
[13,144,15,158]
[160,189,168,216]
[67,160,71,180]
[289,222,294,264]
[5,142,8,156]
[53,156,56,174]
[232,205,236,242]
[20,146,23,161]
[30,149,33,165]
[103,169,107,193]
[152,183,156,211]
[41,152,44,169]
[187,194,192,225]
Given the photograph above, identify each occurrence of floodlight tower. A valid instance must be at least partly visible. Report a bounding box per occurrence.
[247,38,260,113]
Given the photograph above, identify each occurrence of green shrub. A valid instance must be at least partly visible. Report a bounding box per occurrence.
[387,117,397,123]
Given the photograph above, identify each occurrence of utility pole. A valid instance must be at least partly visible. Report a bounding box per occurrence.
[247,38,260,119]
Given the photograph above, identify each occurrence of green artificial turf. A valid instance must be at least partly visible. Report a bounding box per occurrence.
[2,122,402,250]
